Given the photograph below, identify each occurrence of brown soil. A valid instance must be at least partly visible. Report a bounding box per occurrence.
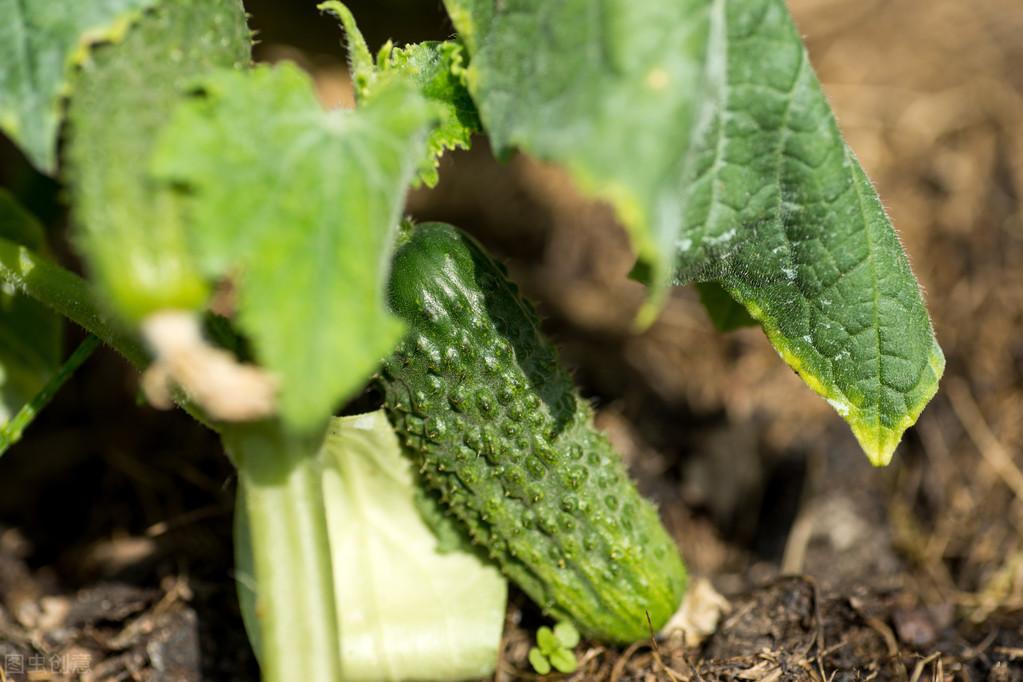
[1,0,1021,679]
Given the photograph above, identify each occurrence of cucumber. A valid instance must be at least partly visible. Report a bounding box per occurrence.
[379,222,686,644]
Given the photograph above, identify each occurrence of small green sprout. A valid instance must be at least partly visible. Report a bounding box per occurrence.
[529,621,580,675]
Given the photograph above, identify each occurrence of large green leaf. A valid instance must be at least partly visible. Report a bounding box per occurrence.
[64,0,251,323]
[321,1,481,187]
[444,0,709,321]
[151,64,434,431]
[0,191,61,427]
[446,0,943,465]
[673,1,942,465]
[0,0,158,173]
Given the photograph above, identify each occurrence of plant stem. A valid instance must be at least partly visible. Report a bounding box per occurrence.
[0,237,148,368]
[1,237,344,680]
[0,236,216,424]
[222,422,343,682]
[0,334,100,456]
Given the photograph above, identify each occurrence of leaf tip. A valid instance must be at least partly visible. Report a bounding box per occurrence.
[849,342,945,467]
[850,423,901,468]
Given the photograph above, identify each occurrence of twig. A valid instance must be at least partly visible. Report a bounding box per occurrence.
[807,577,829,681]
[574,647,605,679]
[908,652,940,682]
[144,504,227,537]
[947,377,1023,502]
[494,630,508,682]
[959,628,998,662]
[781,507,816,576]
[645,610,688,682]
[782,452,823,577]
[852,605,904,682]
[609,641,645,682]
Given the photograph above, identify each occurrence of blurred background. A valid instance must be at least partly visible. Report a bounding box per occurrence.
[0,0,1021,679]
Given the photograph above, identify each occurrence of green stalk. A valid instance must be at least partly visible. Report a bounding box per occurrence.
[0,236,213,426]
[222,422,343,682]
[0,334,100,456]
[0,237,343,681]
[0,237,148,368]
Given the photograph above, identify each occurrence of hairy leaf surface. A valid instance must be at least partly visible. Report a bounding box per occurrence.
[0,191,61,425]
[673,1,942,465]
[446,0,943,464]
[152,64,434,430]
[0,0,158,173]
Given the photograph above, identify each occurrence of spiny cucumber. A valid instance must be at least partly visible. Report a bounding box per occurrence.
[379,222,686,644]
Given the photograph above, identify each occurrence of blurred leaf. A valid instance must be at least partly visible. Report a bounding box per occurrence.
[445,0,943,465]
[528,648,551,676]
[64,0,251,322]
[536,627,559,656]
[0,0,158,173]
[0,190,61,429]
[554,621,580,649]
[322,1,480,186]
[442,0,709,321]
[696,281,756,332]
[549,648,578,674]
[152,64,434,430]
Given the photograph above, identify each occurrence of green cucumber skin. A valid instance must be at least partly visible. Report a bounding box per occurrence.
[379,222,686,644]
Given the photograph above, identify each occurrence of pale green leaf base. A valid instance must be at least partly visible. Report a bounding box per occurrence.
[235,412,507,682]
[322,411,507,681]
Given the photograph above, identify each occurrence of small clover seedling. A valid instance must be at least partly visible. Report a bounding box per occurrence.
[529,622,580,675]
